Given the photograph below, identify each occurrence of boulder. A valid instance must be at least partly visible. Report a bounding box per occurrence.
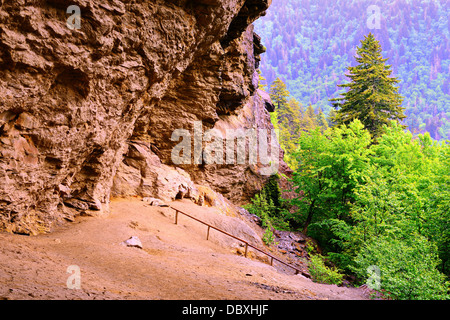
[120,236,143,249]
[142,197,167,207]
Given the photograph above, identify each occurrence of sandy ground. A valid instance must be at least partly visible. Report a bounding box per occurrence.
[0,198,367,300]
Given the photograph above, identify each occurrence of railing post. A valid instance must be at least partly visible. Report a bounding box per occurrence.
[169,206,301,278]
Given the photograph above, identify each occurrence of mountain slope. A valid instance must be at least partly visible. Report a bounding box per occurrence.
[255,0,450,140]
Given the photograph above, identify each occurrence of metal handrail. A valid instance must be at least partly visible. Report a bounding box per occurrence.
[169,205,303,275]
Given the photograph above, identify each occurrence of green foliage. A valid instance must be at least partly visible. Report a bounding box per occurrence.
[257,69,267,90]
[262,223,276,245]
[353,235,449,300]
[263,175,282,213]
[243,190,277,245]
[255,0,450,140]
[269,77,290,111]
[267,78,329,170]
[269,78,299,169]
[290,119,450,299]
[305,239,318,255]
[256,1,450,297]
[349,122,450,279]
[244,175,292,244]
[290,119,372,235]
[330,33,406,139]
[308,254,344,285]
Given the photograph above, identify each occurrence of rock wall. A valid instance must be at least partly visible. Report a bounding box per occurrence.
[0,0,285,235]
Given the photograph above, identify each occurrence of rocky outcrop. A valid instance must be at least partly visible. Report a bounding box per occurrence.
[111,140,194,201]
[0,0,283,235]
[128,23,287,204]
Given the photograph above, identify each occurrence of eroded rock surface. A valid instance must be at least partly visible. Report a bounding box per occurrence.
[0,0,284,235]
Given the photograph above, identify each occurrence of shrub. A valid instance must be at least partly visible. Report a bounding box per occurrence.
[353,235,449,300]
[308,254,344,285]
[243,190,277,245]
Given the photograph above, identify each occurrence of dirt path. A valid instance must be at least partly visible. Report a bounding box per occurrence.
[0,199,367,300]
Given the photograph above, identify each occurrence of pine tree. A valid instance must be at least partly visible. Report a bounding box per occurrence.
[278,97,302,137]
[257,69,267,91]
[269,77,290,110]
[330,33,405,139]
[277,98,302,167]
[269,78,301,169]
[316,108,329,132]
[327,108,337,127]
[303,104,318,131]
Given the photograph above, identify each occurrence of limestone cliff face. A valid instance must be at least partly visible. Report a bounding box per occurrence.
[0,0,284,235]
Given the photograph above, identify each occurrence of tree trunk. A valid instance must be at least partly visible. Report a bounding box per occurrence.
[302,199,316,234]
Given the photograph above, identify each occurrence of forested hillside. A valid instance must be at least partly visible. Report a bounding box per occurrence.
[248,5,450,299]
[254,0,450,140]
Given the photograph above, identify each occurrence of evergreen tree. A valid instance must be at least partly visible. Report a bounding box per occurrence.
[270,78,296,168]
[268,78,337,169]
[257,69,267,91]
[330,33,406,138]
[303,104,318,131]
[278,98,302,137]
[278,98,302,168]
[269,77,290,110]
[327,108,337,127]
[316,108,329,132]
